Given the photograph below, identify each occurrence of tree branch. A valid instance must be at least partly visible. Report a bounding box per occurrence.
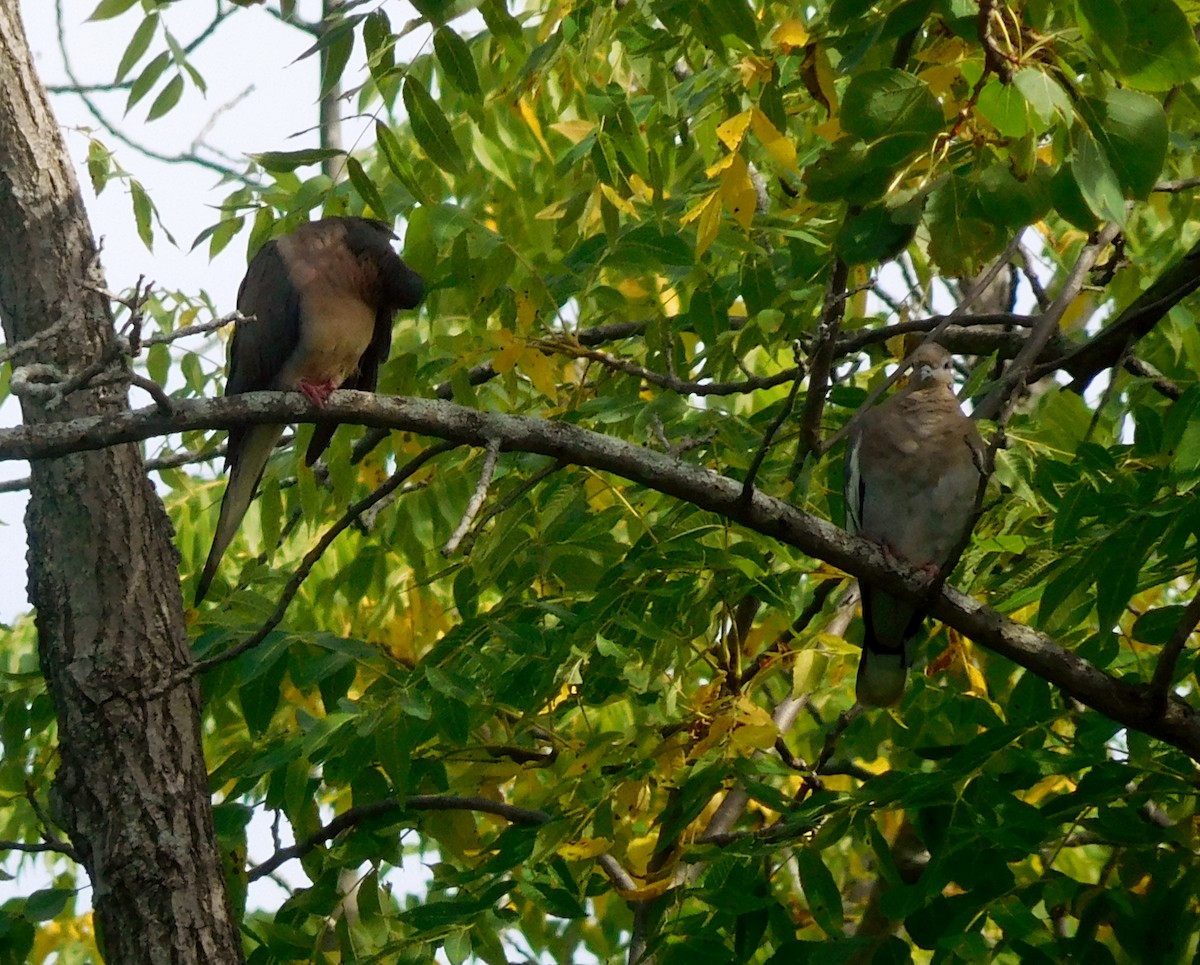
[5,390,1200,759]
[975,223,1122,420]
[1147,590,1200,717]
[247,794,551,882]
[187,439,458,678]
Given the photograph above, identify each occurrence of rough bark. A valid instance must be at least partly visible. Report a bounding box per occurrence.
[0,4,241,962]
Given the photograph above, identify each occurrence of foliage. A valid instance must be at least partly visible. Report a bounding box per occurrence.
[5,0,1200,962]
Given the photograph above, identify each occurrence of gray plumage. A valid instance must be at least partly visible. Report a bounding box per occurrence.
[844,343,984,706]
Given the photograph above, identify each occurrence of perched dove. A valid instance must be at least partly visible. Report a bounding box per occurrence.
[195,217,425,604]
[844,342,985,705]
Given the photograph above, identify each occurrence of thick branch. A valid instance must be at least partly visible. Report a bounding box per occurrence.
[5,390,1200,760]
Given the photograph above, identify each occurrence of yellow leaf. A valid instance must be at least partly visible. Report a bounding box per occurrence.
[716,109,752,151]
[615,876,675,902]
[493,329,522,374]
[1021,773,1076,805]
[558,836,613,860]
[600,182,638,216]
[772,18,809,48]
[1059,293,1093,332]
[628,172,656,202]
[735,695,775,728]
[520,346,560,401]
[680,188,716,226]
[731,723,777,751]
[626,834,658,875]
[750,107,798,170]
[550,119,596,144]
[515,289,539,331]
[536,198,572,220]
[963,653,989,697]
[811,44,839,113]
[517,96,552,156]
[813,117,843,141]
[614,780,649,816]
[616,278,650,299]
[919,64,962,101]
[690,712,736,759]
[720,154,757,230]
[915,37,969,64]
[791,648,828,698]
[695,190,723,258]
[736,55,773,88]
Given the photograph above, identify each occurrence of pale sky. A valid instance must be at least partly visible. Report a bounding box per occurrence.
[3,0,443,914]
[3,0,399,620]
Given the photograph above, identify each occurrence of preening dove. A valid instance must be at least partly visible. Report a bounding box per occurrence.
[195,216,425,604]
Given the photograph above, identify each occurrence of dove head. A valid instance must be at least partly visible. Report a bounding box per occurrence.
[909,343,955,389]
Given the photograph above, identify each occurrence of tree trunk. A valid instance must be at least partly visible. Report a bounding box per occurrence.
[0,4,241,962]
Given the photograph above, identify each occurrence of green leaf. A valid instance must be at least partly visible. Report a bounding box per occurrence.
[1131,605,1188,646]
[251,148,344,172]
[1049,165,1100,230]
[114,13,158,83]
[976,164,1050,228]
[24,888,72,922]
[86,139,112,195]
[927,175,1000,274]
[608,225,693,268]
[434,27,483,100]
[841,68,942,163]
[795,847,844,937]
[145,73,184,121]
[1077,0,1200,91]
[87,0,139,20]
[403,75,466,177]
[363,10,395,82]
[1012,68,1072,132]
[375,120,427,201]
[126,51,171,112]
[1071,126,1125,223]
[319,22,355,100]
[977,78,1029,138]
[129,180,154,248]
[830,0,878,23]
[836,205,916,265]
[696,0,761,50]
[345,158,388,218]
[1080,88,1167,199]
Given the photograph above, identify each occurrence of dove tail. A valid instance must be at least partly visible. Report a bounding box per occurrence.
[855,584,922,706]
[195,424,284,605]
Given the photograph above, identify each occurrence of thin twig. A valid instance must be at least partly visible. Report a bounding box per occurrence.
[796,257,850,462]
[442,439,501,556]
[53,0,255,184]
[540,339,798,397]
[144,310,249,346]
[177,442,457,685]
[598,853,638,892]
[460,458,564,554]
[0,839,77,859]
[128,373,173,412]
[975,222,1122,420]
[1153,177,1200,192]
[1147,590,1200,717]
[247,794,551,881]
[741,341,805,502]
[822,233,1026,457]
